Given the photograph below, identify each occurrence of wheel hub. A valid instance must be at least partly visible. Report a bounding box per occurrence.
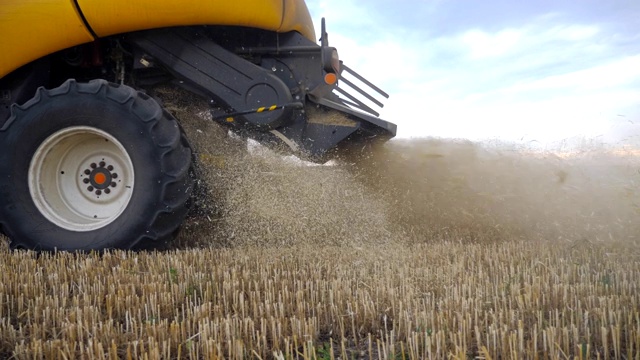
[83,161,118,195]
[29,126,134,232]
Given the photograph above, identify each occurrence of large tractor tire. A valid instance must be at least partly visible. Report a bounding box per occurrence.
[0,79,194,250]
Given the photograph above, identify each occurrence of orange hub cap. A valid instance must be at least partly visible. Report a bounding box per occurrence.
[94,172,107,185]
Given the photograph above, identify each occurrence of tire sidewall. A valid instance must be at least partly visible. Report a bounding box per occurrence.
[0,87,166,250]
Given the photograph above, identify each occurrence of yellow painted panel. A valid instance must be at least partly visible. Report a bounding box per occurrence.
[0,0,94,78]
[0,0,317,79]
[79,0,316,41]
[78,0,286,37]
[281,0,316,41]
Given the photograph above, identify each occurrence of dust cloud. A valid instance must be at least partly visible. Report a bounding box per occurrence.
[157,86,640,248]
[345,139,640,244]
[157,87,391,248]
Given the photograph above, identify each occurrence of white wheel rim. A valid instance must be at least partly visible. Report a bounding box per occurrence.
[29,126,135,232]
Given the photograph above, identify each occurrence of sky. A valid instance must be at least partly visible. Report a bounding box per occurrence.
[305,0,640,149]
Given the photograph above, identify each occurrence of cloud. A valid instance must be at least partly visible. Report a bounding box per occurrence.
[460,28,523,59]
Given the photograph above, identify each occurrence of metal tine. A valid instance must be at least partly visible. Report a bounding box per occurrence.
[341,64,389,98]
[334,86,380,117]
[337,97,361,109]
[338,77,384,108]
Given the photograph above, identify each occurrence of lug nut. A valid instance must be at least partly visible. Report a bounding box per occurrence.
[84,169,91,175]
[90,163,97,169]
[83,178,90,184]
[111,182,117,188]
[107,165,114,171]
[87,186,94,192]
[99,161,106,167]
[105,188,111,194]
[112,173,118,179]
[96,190,102,195]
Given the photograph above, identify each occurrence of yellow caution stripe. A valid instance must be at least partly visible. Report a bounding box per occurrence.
[256,105,278,113]
[211,102,303,121]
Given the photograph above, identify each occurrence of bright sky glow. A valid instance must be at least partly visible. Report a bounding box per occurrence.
[306,0,640,148]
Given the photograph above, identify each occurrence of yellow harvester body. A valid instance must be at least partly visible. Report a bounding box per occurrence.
[0,0,315,78]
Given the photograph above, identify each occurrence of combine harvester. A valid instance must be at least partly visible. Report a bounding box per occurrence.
[0,0,396,250]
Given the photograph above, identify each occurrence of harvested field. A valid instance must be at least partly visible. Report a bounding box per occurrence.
[1,240,638,359]
[1,88,639,359]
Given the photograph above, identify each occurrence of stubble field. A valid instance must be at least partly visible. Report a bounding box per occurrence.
[1,90,639,359]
